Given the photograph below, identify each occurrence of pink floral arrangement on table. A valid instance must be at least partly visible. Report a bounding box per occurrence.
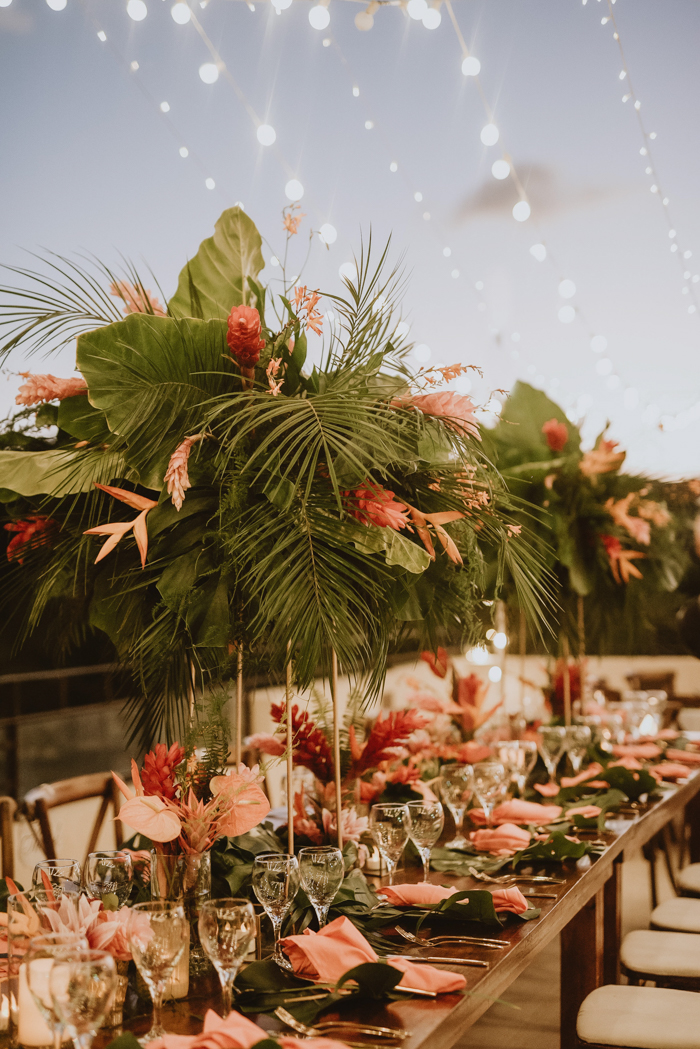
[113,743,270,854]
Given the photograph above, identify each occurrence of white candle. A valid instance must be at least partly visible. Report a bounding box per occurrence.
[18,963,70,1047]
[0,993,10,1033]
[164,939,189,1001]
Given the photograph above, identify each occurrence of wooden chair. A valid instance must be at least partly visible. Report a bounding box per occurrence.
[0,795,16,879]
[576,984,700,1047]
[22,772,124,867]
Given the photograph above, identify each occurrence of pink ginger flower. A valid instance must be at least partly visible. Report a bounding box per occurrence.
[16,373,87,406]
[394,391,480,440]
[266,358,284,396]
[164,434,203,511]
[344,482,411,530]
[321,806,368,843]
[110,281,166,317]
[541,418,568,452]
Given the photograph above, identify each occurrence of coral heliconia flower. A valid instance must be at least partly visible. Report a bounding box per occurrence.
[247,732,286,757]
[601,533,645,584]
[344,482,411,530]
[15,373,87,406]
[395,392,480,440]
[605,493,651,546]
[140,743,185,800]
[421,647,450,679]
[226,305,265,367]
[164,434,203,512]
[541,418,568,452]
[5,516,57,563]
[110,281,166,317]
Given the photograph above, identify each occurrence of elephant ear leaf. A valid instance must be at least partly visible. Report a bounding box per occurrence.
[168,206,265,321]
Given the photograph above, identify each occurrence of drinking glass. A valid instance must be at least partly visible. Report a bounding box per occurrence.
[437,764,474,848]
[24,933,88,1049]
[126,900,188,1044]
[84,851,133,907]
[251,853,299,971]
[564,725,592,774]
[32,859,82,897]
[471,762,508,825]
[538,726,568,788]
[369,804,410,885]
[406,801,444,882]
[298,846,345,928]
[198,899,256,1017]
[49,949,116,1049]
[492,740,538,795]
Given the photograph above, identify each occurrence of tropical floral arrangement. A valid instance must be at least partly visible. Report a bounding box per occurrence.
[0,207,549,745]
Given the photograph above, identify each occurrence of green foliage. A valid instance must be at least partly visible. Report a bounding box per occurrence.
[597,765,659,802]
[181,692,232,793]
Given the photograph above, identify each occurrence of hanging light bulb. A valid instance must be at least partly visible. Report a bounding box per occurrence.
[406,0,427,19]
[512,200,531,222]
[491,159,510,180]
[461,55,480,76]
[422,1,441,28]
[480,123,499,146]
[354,3,375,29]
[285,179,304,201]
[309,0,330,29]
[558,279,576,299]
[256,124,276,146]
[319,224,337,245]
[530,243,547,261]
[199,63,219,84]
[171,2,190,23]
[126,0,147,19]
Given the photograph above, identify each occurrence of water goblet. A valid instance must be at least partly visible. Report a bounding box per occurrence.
[538,726,568,788]
[49,949,116,1049]
[198,898,256,1017]
[32,859,82,897]
[471,762,508,825]
[251,853,300,971]
[24,933,88,1049]
[84,851,133,907]
[298,846,345,928]
[437,764,474,848]
[564,725,592,775]
[126,900,188,1044]
[492,740,538,795]
[406,800,444,882]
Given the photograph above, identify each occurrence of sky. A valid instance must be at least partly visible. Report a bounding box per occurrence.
[1,0,700,476]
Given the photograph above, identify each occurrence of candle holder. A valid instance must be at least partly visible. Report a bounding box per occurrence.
[150,851,212,977]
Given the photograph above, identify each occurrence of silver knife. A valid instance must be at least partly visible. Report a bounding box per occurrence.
[385,954,489,968]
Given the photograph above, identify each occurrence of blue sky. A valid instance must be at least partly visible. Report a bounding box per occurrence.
[1,0,699,475]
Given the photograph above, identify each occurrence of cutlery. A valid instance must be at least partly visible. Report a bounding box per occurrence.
[467,867,564,885]
[521,891,558,899]
[385,953,488,968]
[274,1007,410,1040]
[395,926,508,949]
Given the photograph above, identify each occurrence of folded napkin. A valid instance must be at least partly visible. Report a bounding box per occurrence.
[609,756,644,770]
[380,882,529,915]
[666,749,700,765]
[611,743,662,760]
[560,763,604,789]
[533,782,560,797]
[566,805,602,819]
[653,762,692,780]
[469,823,531,855]
[469,800,562,826]
[280,915,465,994]
[150,1008,272,1049]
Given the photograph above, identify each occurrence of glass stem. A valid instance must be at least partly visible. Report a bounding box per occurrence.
[271,916,283,958]
[452,807,465,836]
[53,1026,63,1049]
[151,982,165,1035]
[385,858,396,886]
[420,849,430,882]
[220,973,235,1017]
[314,904,330,929]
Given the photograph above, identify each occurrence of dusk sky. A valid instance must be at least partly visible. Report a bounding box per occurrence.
[1,0,699,476]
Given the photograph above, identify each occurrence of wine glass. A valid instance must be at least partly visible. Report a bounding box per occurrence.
[369,804,410,886]
[198,899,256,1017]
[24,933,88,1049]
[126,900,188,1044]
[84,851,133,907]
[538,726,568,788]
[437,764,474,848]
[493,740,538,795]
[49,949,116,1049]
[564,725,592,775]
[472,762,508,826]
[298,846,345,928]
[32,859,82,896]
[406,801,444,882]
[251,853,299,971]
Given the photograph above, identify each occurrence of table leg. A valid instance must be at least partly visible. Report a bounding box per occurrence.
[560,886,605,1047]
[603,855,622,986]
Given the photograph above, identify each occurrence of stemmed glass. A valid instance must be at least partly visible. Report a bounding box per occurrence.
[493,740,538,795]
[251,853,300,971]
[126,900,188,1045]
[369,804,410,886]
[437,764,474,848]
[406,801,444,882]
[32,859,82,896]
[298,846,345,928]
[198,898,256,1017]
[565,725,592,775]
[24,933,88,1049]
[538,726,568,789]
[472,762,508,826]
[49,949,116,1049]
[84,851,133,907]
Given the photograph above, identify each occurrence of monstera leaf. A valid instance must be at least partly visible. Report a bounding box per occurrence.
[169,206,265,321]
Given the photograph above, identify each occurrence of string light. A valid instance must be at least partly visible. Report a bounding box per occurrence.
[284,179,304,201]
[491,159,510,180]
[126,0,147,21]
[512,200,530,222]
[461,55,481,76]
[530,243,547,262]
[171,2,191,24]
[46,0,67,9]
[558,279,576,299]
[406,0,427,20]
[422,2,441,30]
[199,62,219,83]
[480,123,499,146]
[309,1,330,30]
[319,223,337,245]
[256,123,276,145]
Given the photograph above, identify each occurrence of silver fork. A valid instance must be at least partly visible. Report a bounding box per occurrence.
[274,1007,410,1042]
[395,926,508,949]
[467,866,564,885]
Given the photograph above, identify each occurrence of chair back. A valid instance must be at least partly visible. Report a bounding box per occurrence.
[0,795,16,879]
[22,771,124,867]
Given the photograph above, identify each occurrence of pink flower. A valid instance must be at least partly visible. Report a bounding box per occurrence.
[420,647,449,679]
[605,493,651,546]
[397,392,480,440]
[566,805,602,820]
[164,434,203,511]
[15,373,87,406]
[209,768,271,839]
[344,482,411,530]
[247,732,286,757]
[226,305,265,367]
[321,806,368,843]
[541,418,568,452]
[88,906,139,961]
[119,795,183,842]
[110,281,166,316]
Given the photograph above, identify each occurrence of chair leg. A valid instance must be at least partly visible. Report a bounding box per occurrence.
[661,823,678,895]
[36,798,57,858]
[84,792,110,864]
[643,839,659,909]
[111,781,123,850]
[0,798,15,880]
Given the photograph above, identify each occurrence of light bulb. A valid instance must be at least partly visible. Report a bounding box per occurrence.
[422,7,441,28]
[365,120,374,130]
[558,305,575,324]
[493,631,507,650]
[270,256,280,268]
[160,101,170,112]
[352,86,360,97]
[97,30,107,39]
[530,243,547,262]
[205,178,215,189]
[488,666,502,682]
[271,0,292,10]
[339,261,357,282]
[590,335,607,353]
[389,161,398,172]
[355,9,373,29]
[423,211,431,220]
[413,343,431,363]
[406,0,427,18]
[127,0,147,19]
[199,63,219,84]
[689,305,697,315]
[475,280,484,290]
[130,61,139,70]
[512,200,531,222]
[443,247,451,257]
[467,645,489,665]
[491,159,510,180]
[451,269,459,278]
[46,0,67,8]
[0,0,13,7]
[285,179,304,201]
[394,321,410,340]
[179,146,189,157]
[558,279,576,299]
[480,123,499,146]
[669,229,677,239]
[319,223,337,245]
[414,191,423,202]
[257,124,276,145]
[171,2,190,23]
[309,4,330,28]
[461,55,480,76]
[596,358,613,376]
[455,374,472,394]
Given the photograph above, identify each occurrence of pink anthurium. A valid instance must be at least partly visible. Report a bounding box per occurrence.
[119,795,182,843]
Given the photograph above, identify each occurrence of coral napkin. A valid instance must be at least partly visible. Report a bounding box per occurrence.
[560,763,604,788]
[151,1008,350,1049]
[379,883,528,914]
[611,743,662,760]
[666,749,700,765]
[653,762,692,780]
[469,800,562,826]
[280,915,465,994]
[469,823,531,855]
[533,782,560,797]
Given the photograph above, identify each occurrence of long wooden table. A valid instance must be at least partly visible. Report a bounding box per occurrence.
[88,770,700,1049]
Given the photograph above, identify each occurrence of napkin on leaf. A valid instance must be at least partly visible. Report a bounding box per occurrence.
[380,882,528,914]
[469,800,562,826]
[469,823,532,855]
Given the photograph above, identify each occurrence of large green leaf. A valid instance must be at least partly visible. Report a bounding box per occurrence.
[168,206,265,320]
[498,381,581,458]
[0,448,124,498]
[57,395,110,443]
[385,530,431,573]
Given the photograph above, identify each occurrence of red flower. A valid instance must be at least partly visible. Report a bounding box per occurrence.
[344,482,410,530]
[349,710,428,777]
[226,305,265,367]
[547,660,582,719]
[420,647,449,679]
[542,418,568,452]
[271,702,335,783]
[140,743,185,800]
[5,516,57,563]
